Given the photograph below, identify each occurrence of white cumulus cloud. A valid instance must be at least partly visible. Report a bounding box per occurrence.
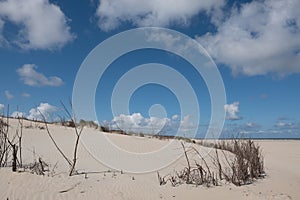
[275,121,296,129]
[28,103,58,121]
[22,93,30,98]
[224,102,242,120]
[0,0,75,50]
[4,90,13,100]
[197,0,300,77]
[11,111,26,118]
[17,64,64,87]
[0,104,4,110]
[108,113,194,135]
[0,19,8,47]
[96,0,225,31]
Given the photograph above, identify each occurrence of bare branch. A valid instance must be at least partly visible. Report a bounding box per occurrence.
[38,109,72,167]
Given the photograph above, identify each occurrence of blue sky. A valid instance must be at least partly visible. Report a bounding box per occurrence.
[0,0,300,138]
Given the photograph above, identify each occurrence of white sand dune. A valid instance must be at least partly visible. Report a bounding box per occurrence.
[0,119,299,199]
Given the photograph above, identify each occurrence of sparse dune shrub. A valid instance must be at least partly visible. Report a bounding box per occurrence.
[100,126,110,133]
[158,139,265,187]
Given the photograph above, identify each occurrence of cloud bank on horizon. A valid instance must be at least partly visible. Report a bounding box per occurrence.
[106,113,194,135]
[8,103,58,122]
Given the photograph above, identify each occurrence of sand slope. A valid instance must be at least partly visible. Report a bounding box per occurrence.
[0,119,299,199]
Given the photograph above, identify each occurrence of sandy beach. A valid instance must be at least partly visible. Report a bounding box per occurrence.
[0,118,299,200]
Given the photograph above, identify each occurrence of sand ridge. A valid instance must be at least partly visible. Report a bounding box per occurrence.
[0,119,299,199]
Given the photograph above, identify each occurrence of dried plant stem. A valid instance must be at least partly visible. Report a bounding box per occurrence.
[39,100,84,176]
[158,139,265,187]
[61,100,84,176]
[40,113,72,167]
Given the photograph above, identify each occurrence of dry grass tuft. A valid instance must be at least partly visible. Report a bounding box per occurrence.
[158,139,265,187]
